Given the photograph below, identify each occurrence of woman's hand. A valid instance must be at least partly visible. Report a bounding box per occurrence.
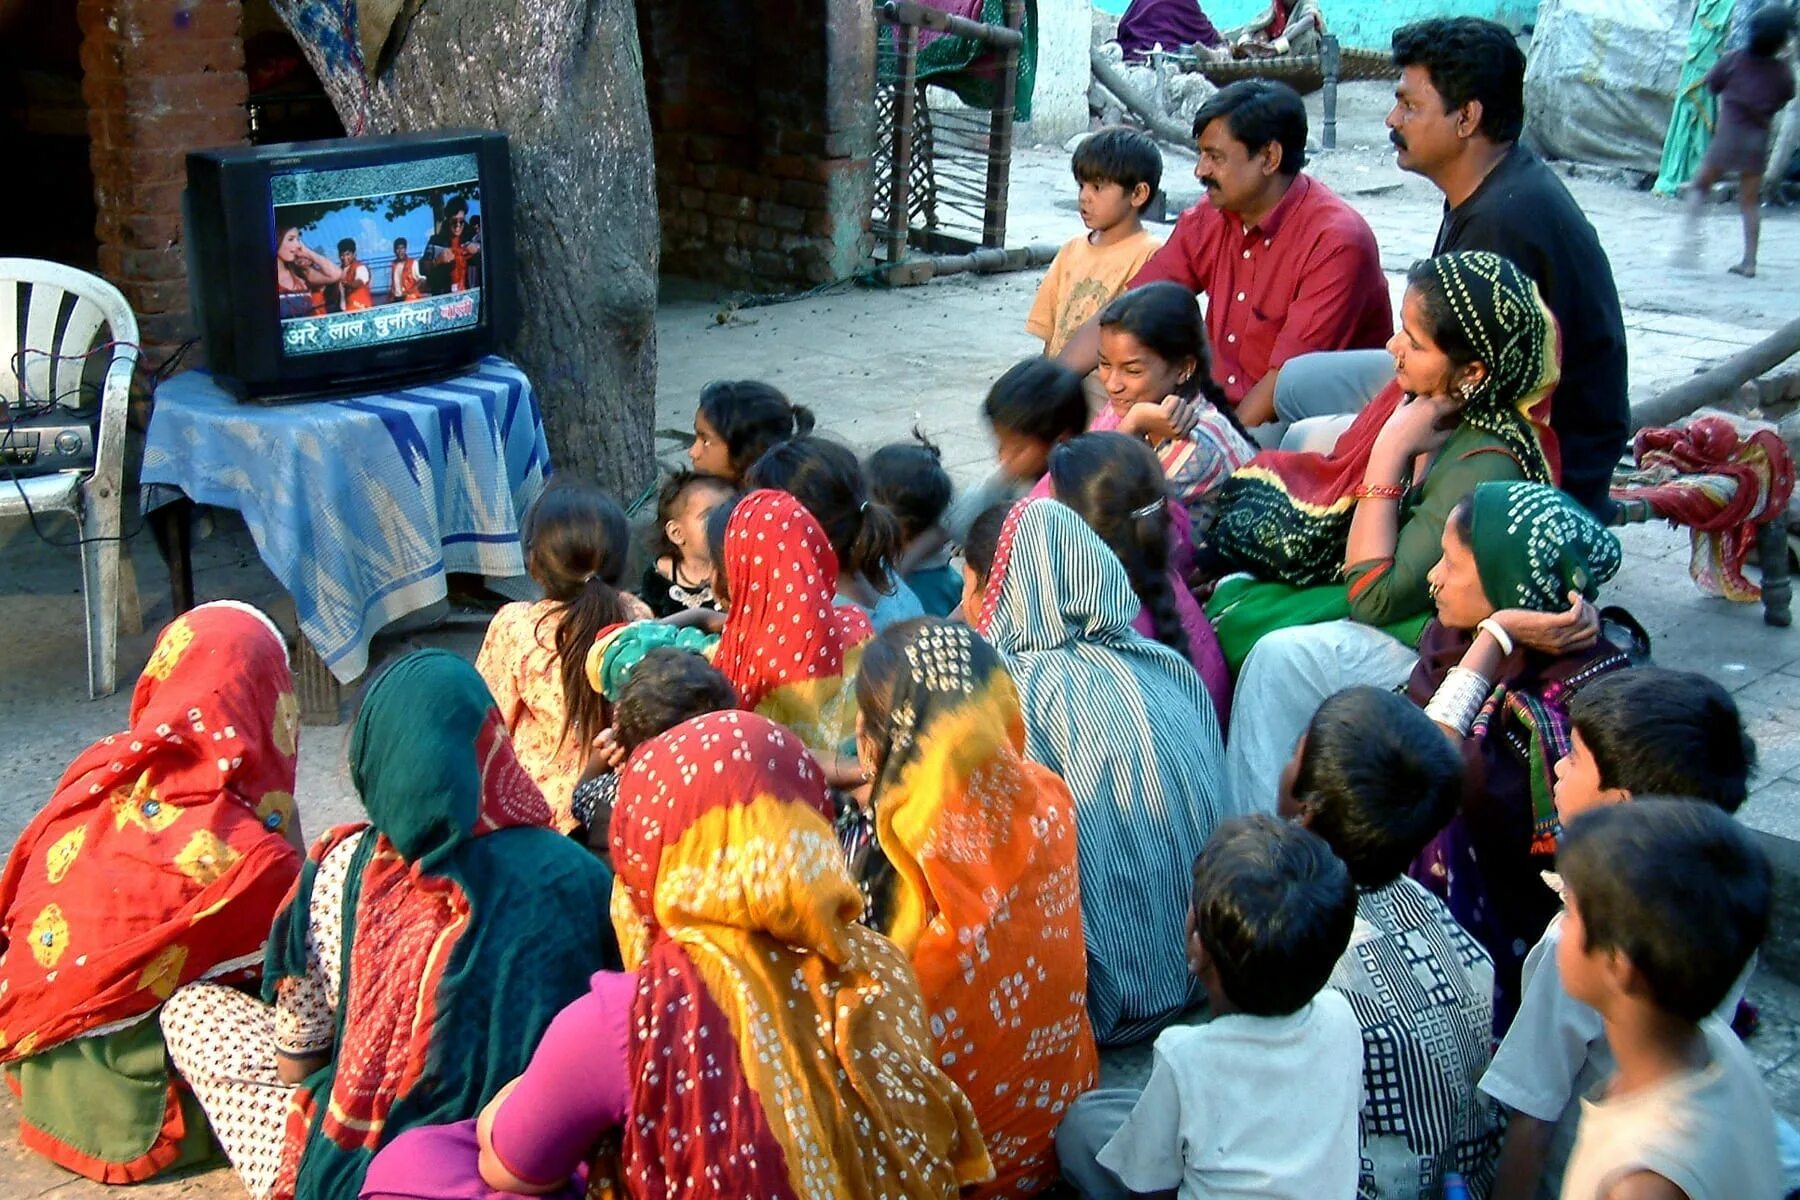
[1493,592,1602,656]
[658,608,725,633]
[1120,395,1199,443]
[582,728,626,782]
[1373,392,1459,467]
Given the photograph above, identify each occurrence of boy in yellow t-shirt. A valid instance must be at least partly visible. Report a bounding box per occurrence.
[1027,126,1164,358]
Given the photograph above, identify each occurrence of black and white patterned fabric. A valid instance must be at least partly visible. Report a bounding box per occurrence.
[1330,876,1504,1199]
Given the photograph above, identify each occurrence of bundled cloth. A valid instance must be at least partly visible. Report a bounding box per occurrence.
[1611,413,1796,602]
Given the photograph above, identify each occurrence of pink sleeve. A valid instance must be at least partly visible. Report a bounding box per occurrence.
[487,971,637,1186]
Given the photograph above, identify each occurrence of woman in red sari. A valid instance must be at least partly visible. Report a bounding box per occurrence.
[0,602,304,1181]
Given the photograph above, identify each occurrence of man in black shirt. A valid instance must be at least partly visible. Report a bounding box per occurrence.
[1388,17,1628,519]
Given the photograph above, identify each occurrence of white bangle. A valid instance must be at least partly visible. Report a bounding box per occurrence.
[1477,618,1515,658]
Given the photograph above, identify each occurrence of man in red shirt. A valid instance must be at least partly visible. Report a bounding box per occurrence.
[1059,80,1392,435]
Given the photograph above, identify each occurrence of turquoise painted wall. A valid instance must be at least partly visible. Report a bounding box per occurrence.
[1094,0,1539,46]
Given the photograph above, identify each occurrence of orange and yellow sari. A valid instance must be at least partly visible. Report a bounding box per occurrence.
[604,710,990,1199]
[865,622,1097,1198]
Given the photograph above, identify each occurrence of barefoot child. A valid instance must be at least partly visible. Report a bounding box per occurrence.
[1553,801,1778,1199]
[475,482,651,829]
[638,470,734,618]
[1684,7,1795,278]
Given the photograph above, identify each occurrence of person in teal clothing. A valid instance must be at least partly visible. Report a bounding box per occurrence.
[866,435,963,617]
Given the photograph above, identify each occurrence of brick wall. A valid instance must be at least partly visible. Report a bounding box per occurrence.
[638,0,875,291]
[78,0,249,374]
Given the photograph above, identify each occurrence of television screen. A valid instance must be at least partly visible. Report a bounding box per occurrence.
[185,130,515,402]
[271,154,486,357]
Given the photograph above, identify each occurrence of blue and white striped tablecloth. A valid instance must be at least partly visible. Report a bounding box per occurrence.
[142,357,550,682]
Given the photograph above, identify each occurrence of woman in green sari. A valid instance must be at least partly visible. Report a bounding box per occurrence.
[159,650,616,1200]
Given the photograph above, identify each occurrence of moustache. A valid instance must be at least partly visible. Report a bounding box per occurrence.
[1201,177,1221,190]
[1389,129,1408,152]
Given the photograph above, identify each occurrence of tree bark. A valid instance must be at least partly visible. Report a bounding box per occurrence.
[269,0,659,496]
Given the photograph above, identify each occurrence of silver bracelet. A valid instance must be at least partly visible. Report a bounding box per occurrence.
[1424,666,1491,736]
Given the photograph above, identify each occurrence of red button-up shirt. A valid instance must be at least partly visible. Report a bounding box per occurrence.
[1130,174,1392,403]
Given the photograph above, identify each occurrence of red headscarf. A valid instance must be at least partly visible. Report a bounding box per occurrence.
[711,489,873,751]
[0,602,303,1061]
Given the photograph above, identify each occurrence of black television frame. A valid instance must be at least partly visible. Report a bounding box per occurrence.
[184,128,517,402]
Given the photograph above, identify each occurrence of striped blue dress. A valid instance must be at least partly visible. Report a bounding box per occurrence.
[974,499,1231,1044]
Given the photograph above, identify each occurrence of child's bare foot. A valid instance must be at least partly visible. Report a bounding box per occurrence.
[1728,262,1757,278]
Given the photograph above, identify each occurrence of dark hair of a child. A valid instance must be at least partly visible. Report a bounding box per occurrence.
[613,648,738,753]
[866,430,953,546]
[853,616,937,780]
[1748,6,1793,57]
[983,358,1090,446]
[337,238,356,254]
[1048,432,1190,662]
[963,501,1013,586]
[696,380,817,481]
[704,493,743,606]
[744,436,904,594]
[1558,800,1771,1022]
[1569,669,1757,813]
[1097,283,1251,443]
[1071,126,1163,202]
[1190,813,1357,1017]
[1390,18,1527,143]
[521,481,636,753]
[1293,687,1463,889]
[651,469,735,563]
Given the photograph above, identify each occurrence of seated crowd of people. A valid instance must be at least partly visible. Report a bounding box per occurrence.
[0,15,1792,1200]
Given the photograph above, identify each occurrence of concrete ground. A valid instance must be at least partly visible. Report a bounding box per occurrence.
[3,80,1799,1194]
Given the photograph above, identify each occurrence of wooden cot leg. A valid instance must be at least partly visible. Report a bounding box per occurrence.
[1757,518,1793,627]
[296,634,346,725]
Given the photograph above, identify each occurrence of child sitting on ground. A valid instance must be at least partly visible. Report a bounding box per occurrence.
[942,357,1090,542]
[638,469,734,618]
[1027,126,1164,371]
[1092,280,1257,532]
[1552,800,1778,1199]
[1480,668,1761,1199]
[746,436,925,630]
[570,643,737,866]
[1055,813,1361,1200]
[687,379,815,485]
[475,481,651,831]
[866,433,960,617]
[1280,686,1503,1198]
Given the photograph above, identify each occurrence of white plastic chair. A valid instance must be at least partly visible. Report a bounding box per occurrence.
[0,258,139,698]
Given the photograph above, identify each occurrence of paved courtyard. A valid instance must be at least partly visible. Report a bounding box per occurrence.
[4,81,1800,1194]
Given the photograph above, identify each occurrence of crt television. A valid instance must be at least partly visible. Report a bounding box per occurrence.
[184,129,517,401]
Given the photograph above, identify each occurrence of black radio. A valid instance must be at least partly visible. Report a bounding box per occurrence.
[0,414,97,476]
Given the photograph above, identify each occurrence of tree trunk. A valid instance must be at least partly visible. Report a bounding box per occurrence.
[269,0,659,496]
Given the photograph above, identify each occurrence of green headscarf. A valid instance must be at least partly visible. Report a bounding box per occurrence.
[263,650,616,1200]
[1467,481,1622,612]
[585,621,718,702]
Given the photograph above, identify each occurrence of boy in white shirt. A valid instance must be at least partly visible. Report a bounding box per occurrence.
[1481,670,1758,1199]
[1552,801,1778,1200]
[1055,813,1362,1200]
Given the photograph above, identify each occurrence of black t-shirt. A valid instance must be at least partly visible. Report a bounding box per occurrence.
[1435,145,1629,518]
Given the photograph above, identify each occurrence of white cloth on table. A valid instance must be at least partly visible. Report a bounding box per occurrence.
[1223,619,1420,816]
[161,830,363,1200]
[140,357,550,682]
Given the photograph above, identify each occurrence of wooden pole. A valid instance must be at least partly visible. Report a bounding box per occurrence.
[981,0,1026,248]
[1089,49,1195,147]
[886,22,920,266]
[1630,314,1800,432]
